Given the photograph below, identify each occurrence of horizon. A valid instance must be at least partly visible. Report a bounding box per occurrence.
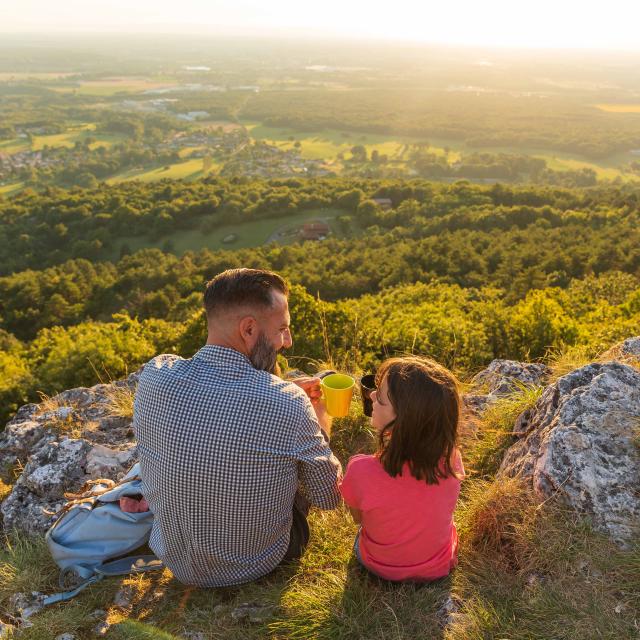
[1,0,640,52]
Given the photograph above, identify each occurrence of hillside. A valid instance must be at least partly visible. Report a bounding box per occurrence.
[1,341,638,639]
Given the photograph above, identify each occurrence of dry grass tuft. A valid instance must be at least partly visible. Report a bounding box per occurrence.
[0,476,12,503]
[457,477,539,571]
[35,392,84,437]
[546,343,600,382]
[547,341,640,382]
[462,384,543,479]
[100,383,136,419]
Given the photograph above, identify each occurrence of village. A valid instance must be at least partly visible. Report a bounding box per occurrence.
[0,123,335,186]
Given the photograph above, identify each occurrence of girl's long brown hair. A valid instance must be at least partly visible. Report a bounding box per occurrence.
[376,356,461,484]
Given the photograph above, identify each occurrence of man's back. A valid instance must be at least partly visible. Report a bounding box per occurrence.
[134,345,341,587]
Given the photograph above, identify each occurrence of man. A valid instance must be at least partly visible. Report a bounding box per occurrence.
[133,268,341,587]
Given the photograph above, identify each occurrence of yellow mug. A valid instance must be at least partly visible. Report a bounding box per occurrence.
[320,373,355,418]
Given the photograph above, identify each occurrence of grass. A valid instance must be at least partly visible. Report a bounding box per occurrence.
[536,154,632,181]
[2,391,640,638]
[0,477,12,503]
[243,121,426,163]
[546,342,640,382]
[0,182,25,197]
[0,123,124,161]
[242,121,640,182]
[34,392,84,438]
[31,124,125,152]
[546,343,602,382]
[107,159,212,184]
[100,384,136,420]
[462,384,544,479]
[48,79,176,96]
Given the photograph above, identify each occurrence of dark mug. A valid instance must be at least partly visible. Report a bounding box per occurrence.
[359,374,377,418]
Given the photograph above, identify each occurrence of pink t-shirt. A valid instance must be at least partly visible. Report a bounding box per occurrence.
[339,452,464,582]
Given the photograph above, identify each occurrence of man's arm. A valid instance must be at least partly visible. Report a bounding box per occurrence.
[291,376,333,438]
[292,397,342,510]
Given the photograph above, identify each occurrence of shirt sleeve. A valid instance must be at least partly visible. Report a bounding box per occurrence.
[292,396,342,510]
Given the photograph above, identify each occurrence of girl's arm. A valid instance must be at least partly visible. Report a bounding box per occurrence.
[348,506,362,524]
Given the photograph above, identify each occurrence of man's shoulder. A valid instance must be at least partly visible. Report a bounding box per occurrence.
[257,373,310,411]
[139,353,187,383]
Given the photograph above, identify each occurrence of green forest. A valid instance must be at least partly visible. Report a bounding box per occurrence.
[1,177,639,423]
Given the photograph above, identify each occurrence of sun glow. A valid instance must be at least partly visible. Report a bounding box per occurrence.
[1,0,639,50]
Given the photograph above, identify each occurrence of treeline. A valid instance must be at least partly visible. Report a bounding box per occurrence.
[2,207,640,344]
[2,178,640,424]
[239,89,640,159]
[2,178,640,275]
[2,273,639,424]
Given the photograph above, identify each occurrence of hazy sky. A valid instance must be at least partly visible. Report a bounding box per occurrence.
[1,0,639,50]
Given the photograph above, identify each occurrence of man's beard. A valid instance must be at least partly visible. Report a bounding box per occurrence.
[249,331,280,375]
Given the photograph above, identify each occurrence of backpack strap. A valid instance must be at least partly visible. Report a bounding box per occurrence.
[42,555,164,607]
[95,554,164,577]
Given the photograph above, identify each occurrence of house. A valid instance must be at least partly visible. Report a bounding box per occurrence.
[372,197,393,210]
[300,221,330,241]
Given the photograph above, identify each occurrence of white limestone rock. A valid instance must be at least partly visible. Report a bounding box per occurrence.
[499,362,640,547]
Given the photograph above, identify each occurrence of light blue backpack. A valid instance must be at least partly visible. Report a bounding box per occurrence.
[43,463,163,606]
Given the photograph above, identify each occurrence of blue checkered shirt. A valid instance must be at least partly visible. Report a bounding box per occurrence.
[133,345,342,587]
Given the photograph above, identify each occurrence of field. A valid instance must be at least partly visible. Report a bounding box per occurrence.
[0,182,24,197]
[0,72,76,81]
[537,154,630,181]
[107,159,215,184]
[242,122,638,180]
[243,122,449,162]
[49,78,178,96]
[0,123,125,154]
[109,207,344,260]
[594,103,640,113]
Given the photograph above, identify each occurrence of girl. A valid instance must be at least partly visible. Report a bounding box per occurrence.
[340,356,464,582]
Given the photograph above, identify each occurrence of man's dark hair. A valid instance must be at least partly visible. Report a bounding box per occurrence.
[204,268,289,318]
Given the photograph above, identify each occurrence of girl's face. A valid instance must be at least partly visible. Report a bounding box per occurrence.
[371,376,397,433]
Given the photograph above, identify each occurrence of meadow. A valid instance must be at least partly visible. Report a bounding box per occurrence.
[244,121,457,162]
[0,123,125,154]
[106,159,212,185]
[108,207,344,260]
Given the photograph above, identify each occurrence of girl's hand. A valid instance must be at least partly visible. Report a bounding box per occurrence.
[291,376,322,403]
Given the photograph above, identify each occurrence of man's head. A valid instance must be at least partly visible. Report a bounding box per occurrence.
[204,268,292,373]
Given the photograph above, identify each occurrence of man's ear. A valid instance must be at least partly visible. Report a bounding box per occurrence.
[238,315,258,346]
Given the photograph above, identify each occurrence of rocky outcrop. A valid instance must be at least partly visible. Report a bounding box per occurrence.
[0,374,139,535]
[464,359,550,414]
[499,362,640,547]
[602,336,640,363]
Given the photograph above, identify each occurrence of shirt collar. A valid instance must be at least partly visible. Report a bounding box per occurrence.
[193,345,253,370]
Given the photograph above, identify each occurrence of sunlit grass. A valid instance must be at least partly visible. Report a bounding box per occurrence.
[536,154,630,181]
[546,343,601,382]
[462,384,544,479]
[3,471,639,639]
[100,384,136,419]
[0,181,25,197]
[107,159,210,184]
[107,207,343,260]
